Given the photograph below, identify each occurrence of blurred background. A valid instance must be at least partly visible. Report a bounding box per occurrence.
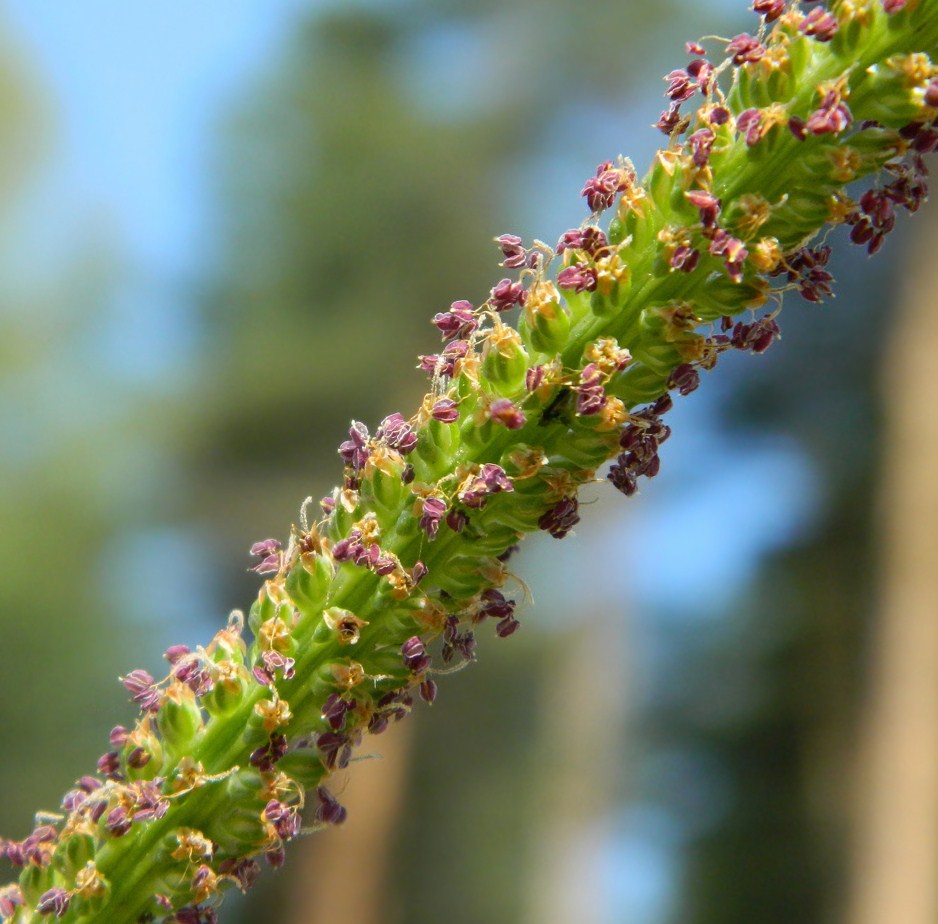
[1,2,936,922]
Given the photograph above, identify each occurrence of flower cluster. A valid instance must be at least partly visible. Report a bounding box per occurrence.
[2,2,937,921]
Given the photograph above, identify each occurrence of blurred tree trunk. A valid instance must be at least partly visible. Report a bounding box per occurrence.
[846,210,938,924]
[283,719,414,924]
[522,533,633,924]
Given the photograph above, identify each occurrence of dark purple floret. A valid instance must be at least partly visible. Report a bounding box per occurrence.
[685,189,721,228]
[525,365,544,392]
[36,889,70,918]
[800,7,838,41]
[419,678,439,704]
[557,263,598,293]
[489,278,527,312]
[164,644,191,664]
[121,669,162,713]
[496,615,521,638]
[668,363,700,396]
[106,805,133,838]
[265,800,301,840]
[581,161,629,212]
[249,733,288,772]
[322,693,353,731]
[686,58,714,94]
[317,732,353,770]
[376,412,417,454]
[173,907,218,924]
[338,421,370,472]
[0,887,24,918]
[431,398,460,423]
[575,363,607,416]
[314,787,348,826]
[458,463,513,508]
[788,116,807,141]
[670,244,700,273]
[753,0,785,21]
[608,458,639,496]
[478,589,515,621]
[217,858,261,893]
[925,80,938,109]
[805,91,852,135]
[265,847,286,869]
[109,725,129,748]
[489,398,526,430]
[432,300,478,341]
[688,127,715,167]
[419,496,447,539]
[495,234,528,268]
[446,508,468,532]
[732,317,781,354]
[726,32,765,64]
[736,108,764,146]
[98,751,121,780]
[665,68,698,103]
[656,102,689,136]
[538,497,581,539]
[401,636,431,674]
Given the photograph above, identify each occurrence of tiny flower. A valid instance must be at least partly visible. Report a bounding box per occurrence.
[670,244,700,273]
[687,58,714,93]
[317,731,353,770]
[665,68,695,103]
[805,91,852,135]
[726,33,765,65]
[736,108,764,146]
[668,363,701,395]
[121,669,162,713]
[338,421,370,472]
[418,496,447,539]
[488,398,526,429]
[925,81,938,108]
[538,497,581,539]
[36,888,70,918]
[685,189,721,228]
[432,300,478,340]
[109,725,129,748]
[419,678,439,704]
[249,733,289,771]
[489,278,527,312]
[401,636,432,674]
[557,263,598,293]
[800,7,839,42]
[322,693,353,730]
[376,412,417,454]
[656,103,689,135]
[217,858,261,893]
[105,806,133,838]
[446,508,468,532]
[314,787,347,826]
[608,459,638,496]
[495,233,527,268]
[495,614,521,637]
[478,589,515,621]
[525,365,544,392]
[687,127,715,167]
[581,160,633,211]
[431,398,459,423]
[753,0,785,21]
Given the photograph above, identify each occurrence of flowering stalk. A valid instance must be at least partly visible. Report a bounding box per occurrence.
[2,2,937,921]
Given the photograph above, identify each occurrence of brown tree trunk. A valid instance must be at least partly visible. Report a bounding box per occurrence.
[282,719,414,924]
[846,212,938,924]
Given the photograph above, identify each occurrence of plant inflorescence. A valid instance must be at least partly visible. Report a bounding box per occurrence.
[2,1,937,921]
